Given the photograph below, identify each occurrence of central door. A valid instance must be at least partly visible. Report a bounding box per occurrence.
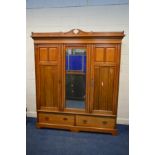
[63,44,90,111]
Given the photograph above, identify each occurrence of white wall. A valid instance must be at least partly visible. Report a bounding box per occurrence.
[26,0,128,8]
[26,4,129,124]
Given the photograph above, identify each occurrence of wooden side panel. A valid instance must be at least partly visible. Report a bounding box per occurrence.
[95,47,104,61]
[49,47,58,61]
[40,48,48,61]
[40,65,58,108]
[105,48,115,62]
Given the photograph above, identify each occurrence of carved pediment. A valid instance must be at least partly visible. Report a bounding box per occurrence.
[63,29,91,35]
[32,29,124,39]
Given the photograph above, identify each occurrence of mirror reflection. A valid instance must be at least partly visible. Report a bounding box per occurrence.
[65,48,86,109]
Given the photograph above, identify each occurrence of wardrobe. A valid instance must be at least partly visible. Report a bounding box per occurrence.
[32,29,124,135]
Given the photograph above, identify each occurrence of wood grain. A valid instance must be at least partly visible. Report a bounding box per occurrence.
[39,48,48,61]
[39,113,74,126]
[49,47,57,61]
[40,66,58,108]
[76,115,115,128]
[105,48,115,62]
[32,29,124,38]
[95,47,105,62]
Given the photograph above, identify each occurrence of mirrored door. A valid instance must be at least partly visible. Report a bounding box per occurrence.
[65,48,86,109]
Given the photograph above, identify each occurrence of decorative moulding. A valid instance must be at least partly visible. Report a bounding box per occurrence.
[31,29,125,39]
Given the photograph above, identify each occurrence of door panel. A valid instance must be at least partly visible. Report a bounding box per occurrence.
[99,67,109,110]
[105,48,115,62]
[39,48,48,61]
[93,67,100,109]
[93,67,115,112]
[49,47,58,61]
[91,44,118,114]
[95,47,105,62]
[37,45,61,109]
[107,68,115,111]
[40,66,58,107]
[94,46,117,63]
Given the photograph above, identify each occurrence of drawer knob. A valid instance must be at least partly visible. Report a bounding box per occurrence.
[45,117,49,121]
[102,121,107,125]
[63,117,68,121]
[83,120,87,124]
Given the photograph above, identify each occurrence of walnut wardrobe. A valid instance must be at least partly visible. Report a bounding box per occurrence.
[32,29,124,135]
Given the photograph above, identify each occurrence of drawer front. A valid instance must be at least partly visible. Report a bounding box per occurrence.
[76,115,115,128]
[38,113,74,126]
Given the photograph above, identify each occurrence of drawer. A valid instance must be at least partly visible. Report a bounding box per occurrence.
[76,115,115,129]
[38,113,74,126]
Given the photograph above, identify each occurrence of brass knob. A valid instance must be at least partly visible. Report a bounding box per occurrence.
[102,121,107,125]
[45,117,49,121]
[63,118,68,121]
[83,120,87,124]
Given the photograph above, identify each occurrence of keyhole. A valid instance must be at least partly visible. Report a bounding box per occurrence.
[63,118,68,121]
[45,117,49,121]
[102,121,107,125]
[101,82,104,87]
[83,120,87,124]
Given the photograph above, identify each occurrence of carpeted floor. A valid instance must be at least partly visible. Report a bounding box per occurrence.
[26,117,129,155]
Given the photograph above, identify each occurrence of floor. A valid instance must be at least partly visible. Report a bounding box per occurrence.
[26,117,129,155]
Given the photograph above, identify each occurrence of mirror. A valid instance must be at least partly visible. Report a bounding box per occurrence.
[65,48,86,109]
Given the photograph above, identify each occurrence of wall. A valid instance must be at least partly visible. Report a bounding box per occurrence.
[26,4,129,124]
[26,0,129,8]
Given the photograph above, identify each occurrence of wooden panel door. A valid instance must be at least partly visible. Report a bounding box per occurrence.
[40,65,58,108]
[35,45,61,110]
[90,44,119,115]
[93,66,116,111]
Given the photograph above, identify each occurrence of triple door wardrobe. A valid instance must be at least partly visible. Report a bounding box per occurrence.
[32,29,124,135]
